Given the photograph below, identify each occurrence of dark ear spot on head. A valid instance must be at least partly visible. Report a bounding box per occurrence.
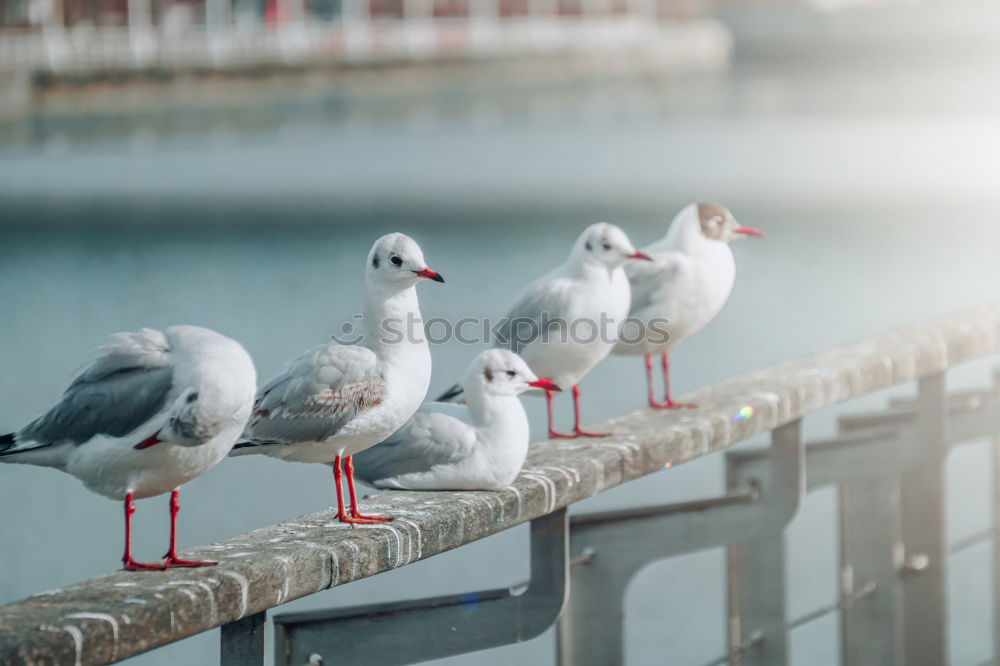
[372,254,380,269]
[585,241,593,251]
[484,368,493,382]
[187,392,199,403]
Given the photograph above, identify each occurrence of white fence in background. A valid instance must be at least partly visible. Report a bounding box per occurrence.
[0,0,731,75]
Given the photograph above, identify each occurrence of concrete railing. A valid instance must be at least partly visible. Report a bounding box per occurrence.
[1,302,999,665]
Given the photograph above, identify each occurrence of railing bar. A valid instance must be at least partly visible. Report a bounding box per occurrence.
[703,582,879,666]
[788,581,879,631]
[700,631,764,666]
[569,488,758,527]
[949,528,995,555]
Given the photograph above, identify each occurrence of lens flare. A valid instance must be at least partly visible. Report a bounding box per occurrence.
[732,405,754,422]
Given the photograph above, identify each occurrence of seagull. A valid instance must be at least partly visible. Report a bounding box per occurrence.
[0,326,257,570]
[438,222,650,439]
[230,233,444,524]
[353,350,560,491]
[613,203,763,408]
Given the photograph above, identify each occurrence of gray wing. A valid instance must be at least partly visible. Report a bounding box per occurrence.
[352,403,475,483]
[242,343,384,446]
[624,250,687,317]
[436,277,572,403]
[12,329,174,451]
[493,277,574,356]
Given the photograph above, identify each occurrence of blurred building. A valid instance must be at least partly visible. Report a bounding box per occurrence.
[0,0,731,123]
[0,1,708,30]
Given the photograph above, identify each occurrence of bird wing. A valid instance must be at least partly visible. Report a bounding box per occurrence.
[624,250,690,318]
[494,276,576,356]
[7,328,174,454]
[352,403,476,483]
[436,276,575,404]
[241,343,384,446]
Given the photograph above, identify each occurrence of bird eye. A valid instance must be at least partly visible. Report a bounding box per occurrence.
[506,370,516,377]
[390,255,403,267]
[601,242,612,251]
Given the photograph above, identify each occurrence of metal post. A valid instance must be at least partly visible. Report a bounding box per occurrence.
[992,368,1000,664]
[899,372,949,666]
[272,509,569,666]
[728,532,785,666]
[839,478,904,666]
[221,611,266,666]
[556,543,629,666]
[726,422,803,666]
[557,419,803,666]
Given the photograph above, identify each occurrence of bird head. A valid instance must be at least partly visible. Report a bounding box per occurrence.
[365,233,445,292]
[465,349,561,398]
[696,203,763,243]
[573,222,651,270]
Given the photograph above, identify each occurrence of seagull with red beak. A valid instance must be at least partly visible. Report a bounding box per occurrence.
[439,222,651,439]
[231,233,444,524]
[354,350,561,490]
[614,203,763,409]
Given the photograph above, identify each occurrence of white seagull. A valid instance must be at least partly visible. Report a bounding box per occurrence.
[354,350,561,491]
[230,233,444,524]
[0,325,257,570]
[614,203,763,408]
[438,222,650,438]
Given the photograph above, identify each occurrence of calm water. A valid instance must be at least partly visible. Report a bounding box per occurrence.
[2,62,1000,665]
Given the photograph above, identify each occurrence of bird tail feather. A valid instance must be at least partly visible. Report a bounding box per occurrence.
[228,441,262,456]
[0,433,17,456]
[435,383,464,403]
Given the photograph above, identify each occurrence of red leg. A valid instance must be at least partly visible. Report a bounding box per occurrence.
[570,384,609,438]
[333,455,383,525]
[345,456,392,522]
[653,352,697,410]
[546,389,574,439]
[122,492,165,571]
[164,489,216,568]
[645,353,669,408]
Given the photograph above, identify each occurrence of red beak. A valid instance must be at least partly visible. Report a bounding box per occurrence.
[414,267,445,283]
[629,250,654,261]
[529,378,562,392]
[134,430,162,450]
[733,226,764,238]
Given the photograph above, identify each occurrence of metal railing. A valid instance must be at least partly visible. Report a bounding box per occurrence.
[0,302,999,665]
